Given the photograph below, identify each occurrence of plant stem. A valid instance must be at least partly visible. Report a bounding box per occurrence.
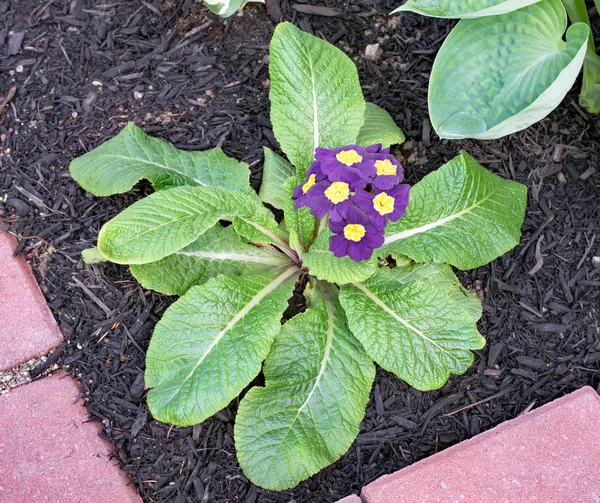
[561,0,591,25]
[561,0,595,49]
[561,0,600,114]
[585,52,600,70]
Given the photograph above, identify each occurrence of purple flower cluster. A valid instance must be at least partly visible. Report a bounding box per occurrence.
[292,144,410,262]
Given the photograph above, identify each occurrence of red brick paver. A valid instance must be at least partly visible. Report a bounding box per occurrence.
[0,231,63,371]
[0,371,141,503]
[362,386,600,503]
[336,495,362,503]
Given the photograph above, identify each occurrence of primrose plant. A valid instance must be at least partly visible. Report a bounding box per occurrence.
[71,23,527,491]
[393,0,600,139]
[201,0,263,18]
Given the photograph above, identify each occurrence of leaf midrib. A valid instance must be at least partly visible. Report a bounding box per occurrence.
[105,154,206,186]
[263,290,335,474]
[238,217,289,249]
[354,282,462,364]
[158,266,298,406]
[105,212,195,251]
[308,51,320,156]
[177,249,290,266]
[383,189,494,245]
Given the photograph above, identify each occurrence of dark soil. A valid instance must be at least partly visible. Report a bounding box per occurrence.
[1,1,600,501]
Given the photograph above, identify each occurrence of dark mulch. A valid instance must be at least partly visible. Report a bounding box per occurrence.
[1,0,599,501]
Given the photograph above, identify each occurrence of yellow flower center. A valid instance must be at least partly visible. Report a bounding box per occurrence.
[375,159,397,176]
[336,150,363,166]
[344,224,366,242]
[302,174,317,194]
[324,182,350,204]
[373,192,395,216]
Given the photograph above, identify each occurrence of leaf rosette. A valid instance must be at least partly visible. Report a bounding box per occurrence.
[70,21,527,492]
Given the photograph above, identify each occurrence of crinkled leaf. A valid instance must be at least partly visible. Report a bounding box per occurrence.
[98,185,288,264]
[385,263,482,322]
[303,228,378,285]
[390,252,413,267]
[259,148,297,210]
[203,0,245,18]
[340,270,485,391]
[356,103,405,149]
[236,282,375,491]
[130,224,292,296]
[392,0,542,18]
[146,266,299,426]
[283,177,317,251]
[70,122,257,198]
[269,22,366,175]
[379,151,527,270]
[81,247,107,264]
[429,0,589,139]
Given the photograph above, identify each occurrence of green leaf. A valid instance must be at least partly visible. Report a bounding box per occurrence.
[392,0,542,18]
[379,151,527,270]
[303,228,378,285]
[356,103,405,149]
[203,0,245,18]
[81,247,107,264]
[385,263,482,322]
[130,224,292,295]
[70,122,257,198]
[146,266,299,426]
[340,270,485,391]
[235,282,375,491]
[561,0,600,114]
[269,22,366,175]
[283,177,317,252]
[429,0,589,139]
[259,148,296,210]
[580,57,600,114]
[98,186,289,264]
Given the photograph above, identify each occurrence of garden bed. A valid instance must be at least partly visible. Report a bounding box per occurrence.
[1,0,599,501]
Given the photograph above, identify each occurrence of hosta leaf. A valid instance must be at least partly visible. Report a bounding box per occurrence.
[259,148,296,210]
[379,151,527,270]
[392,0,541,18]
[356,103,405,149]
[145,266,299,426]
[130,224,292,296]
[98,186,288,264]
[203,0,245,18]
[70,122,256,198]
[235,282,375,491]
[283,177,317,251]
[270,22,366,175]
[385,263,482,322]
[340,270,485,391]
[429,0,589,139]
[303,228,378,285]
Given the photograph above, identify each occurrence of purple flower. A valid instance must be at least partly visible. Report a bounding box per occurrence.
[351,185,410,229]
[292,160,329,209]
[315,145,376,183]
[291,173,319,211]
[372,184,411,227]
[301,180,352,220]
[306,160,326,179]
[365,144,384,153]
[349,187,375,212]
[329,206,385,262]
[370,155,404,191]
